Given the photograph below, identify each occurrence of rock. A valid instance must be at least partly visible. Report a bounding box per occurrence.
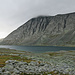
[29,61,39,66]
[2,12,75,46]
[3,71,11,75]
[39,63,45,66]
[13,68,20,74]
[54,71,58,73]
[1,59,75,75]
[22,62,28,65]
[48,74,52,75]
[5,60,17,64]
[4,64,14,71]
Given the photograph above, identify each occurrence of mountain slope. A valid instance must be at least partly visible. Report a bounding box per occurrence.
[1,12,75,46]
[0,38,3,42]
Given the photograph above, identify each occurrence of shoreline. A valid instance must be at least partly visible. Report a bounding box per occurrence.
[0,48,75,75]
[0,45,75,54]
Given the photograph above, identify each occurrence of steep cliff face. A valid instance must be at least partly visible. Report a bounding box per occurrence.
[1,12,75,46]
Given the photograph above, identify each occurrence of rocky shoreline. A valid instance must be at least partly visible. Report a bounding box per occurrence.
[0,48,75,75]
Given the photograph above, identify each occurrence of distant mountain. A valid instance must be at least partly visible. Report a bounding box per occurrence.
[1,12,75,46]
[0,38,3,42]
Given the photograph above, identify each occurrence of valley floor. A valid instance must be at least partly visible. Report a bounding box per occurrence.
[0,48,75,75]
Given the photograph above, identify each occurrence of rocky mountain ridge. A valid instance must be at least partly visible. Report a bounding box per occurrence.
[1,12,75,46]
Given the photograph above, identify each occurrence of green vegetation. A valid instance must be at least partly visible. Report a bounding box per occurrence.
[0,48,33,68]
[45,52,64,56]
[0,55,33,67]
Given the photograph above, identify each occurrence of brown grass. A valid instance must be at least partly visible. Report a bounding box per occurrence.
[0,55,33,68]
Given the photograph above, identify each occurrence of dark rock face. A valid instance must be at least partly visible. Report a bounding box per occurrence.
[1,12,75,46]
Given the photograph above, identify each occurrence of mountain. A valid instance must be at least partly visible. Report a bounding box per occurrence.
[0,38,3,42]
[1,12,75,46]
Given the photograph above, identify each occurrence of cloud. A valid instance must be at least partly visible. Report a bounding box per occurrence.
[0,0,75,38]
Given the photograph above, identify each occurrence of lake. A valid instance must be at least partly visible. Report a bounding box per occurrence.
[0,45,75,53]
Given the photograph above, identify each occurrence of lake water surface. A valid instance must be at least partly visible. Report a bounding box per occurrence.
[0,45,75,53]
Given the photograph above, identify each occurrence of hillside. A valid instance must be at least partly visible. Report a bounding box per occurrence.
[0,38,3,42]
[1,12,75,46]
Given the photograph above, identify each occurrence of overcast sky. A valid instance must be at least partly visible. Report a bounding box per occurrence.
[0,0,75,38]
